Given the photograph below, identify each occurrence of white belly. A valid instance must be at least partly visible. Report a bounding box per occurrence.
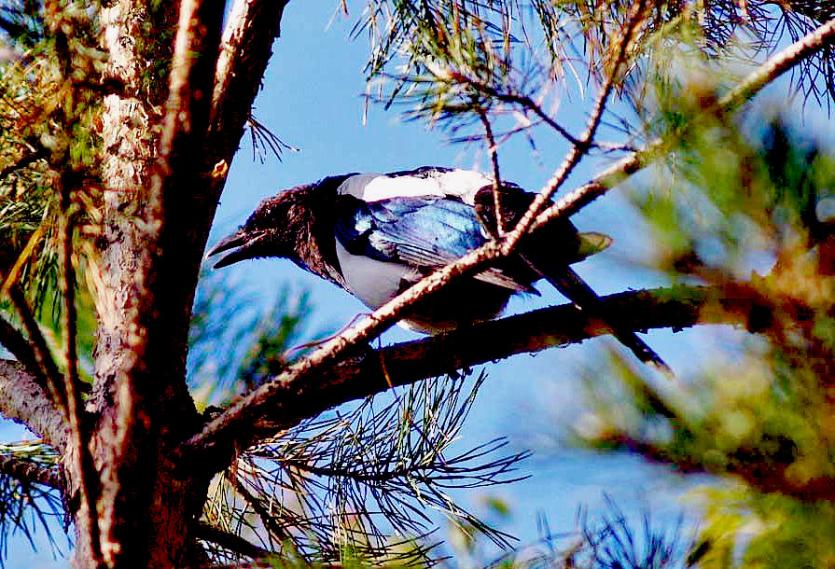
[335,241,419,309]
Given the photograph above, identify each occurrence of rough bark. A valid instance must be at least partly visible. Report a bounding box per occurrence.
[88,1,207,566]
[73,1,289,566]
[0,360,67,450]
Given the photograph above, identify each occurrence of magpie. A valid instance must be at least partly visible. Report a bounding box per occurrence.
[208,166,669,370]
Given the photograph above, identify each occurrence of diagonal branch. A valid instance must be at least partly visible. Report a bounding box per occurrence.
[0,312,54,390]
[0,359,68,450]
[8,286,67,410]
[184,285,778,469]
[0,146,47,182]
[224,470,293,545]
[183,0,646,463]
[497,0,648,254]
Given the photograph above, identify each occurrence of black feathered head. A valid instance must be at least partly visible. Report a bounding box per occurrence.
[207,184,318,268]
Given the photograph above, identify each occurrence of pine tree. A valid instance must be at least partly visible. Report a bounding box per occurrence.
[0,1,832,567]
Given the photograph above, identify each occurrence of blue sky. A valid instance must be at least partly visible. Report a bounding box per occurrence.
[3,1,792,565]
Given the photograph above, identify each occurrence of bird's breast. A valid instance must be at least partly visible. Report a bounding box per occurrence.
[335,241,419,309]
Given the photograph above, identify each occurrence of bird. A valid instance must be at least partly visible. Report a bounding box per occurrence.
[208,166,669,371]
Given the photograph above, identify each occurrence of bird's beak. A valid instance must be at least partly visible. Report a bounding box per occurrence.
[206,229,266,268]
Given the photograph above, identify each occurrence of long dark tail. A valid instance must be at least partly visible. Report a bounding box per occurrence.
[521,252,673,376]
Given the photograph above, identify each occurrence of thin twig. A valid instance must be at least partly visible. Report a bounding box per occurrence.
[195,520,273,560]
[530,16,835,232]
[459,77,584,146]
[498,0,648,256]
[225,470,293,544]
[58,173,102,565]
[477,108,505,235]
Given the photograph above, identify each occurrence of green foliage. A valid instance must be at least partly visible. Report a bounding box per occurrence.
[575,101,835,567]
[358,0,834,137]
[201,372,529,566]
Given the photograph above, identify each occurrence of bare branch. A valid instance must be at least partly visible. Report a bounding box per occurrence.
[461,76,583,146]
[498,0,648,252]
[477,109,505,236]
[0,360,68,450]
[0,452,62,489]
[8,287,66,410]
[0,313,51,386]
[58,173,101,564]
[210,0,289,138]
[224,470,293,545]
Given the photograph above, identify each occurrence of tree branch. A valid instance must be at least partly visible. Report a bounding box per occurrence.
[0,146,47,182]
[209,0,289,141]
[498,0,648,252]
[610,434,835,503]
[181,0,648,466]
[184,285,784,470]
[59,172,101,564]
[0,359,68,450]
[8,286,67,410]
[0,312,53,389]
[224,469,293,545]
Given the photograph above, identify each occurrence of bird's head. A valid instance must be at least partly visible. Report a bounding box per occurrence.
[207,185,317,268]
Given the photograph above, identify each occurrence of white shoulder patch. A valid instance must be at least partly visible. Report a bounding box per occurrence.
[434,169,493,204]
[336,169,495,204]
[337,174,383,199]
[363,175,444,202]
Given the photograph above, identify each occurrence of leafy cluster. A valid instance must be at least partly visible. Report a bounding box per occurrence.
[356,0,834,144]
[0,1,103,309]
[577,106,835,566]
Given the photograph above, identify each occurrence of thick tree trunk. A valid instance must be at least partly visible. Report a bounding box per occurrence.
[71,2,207,567]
